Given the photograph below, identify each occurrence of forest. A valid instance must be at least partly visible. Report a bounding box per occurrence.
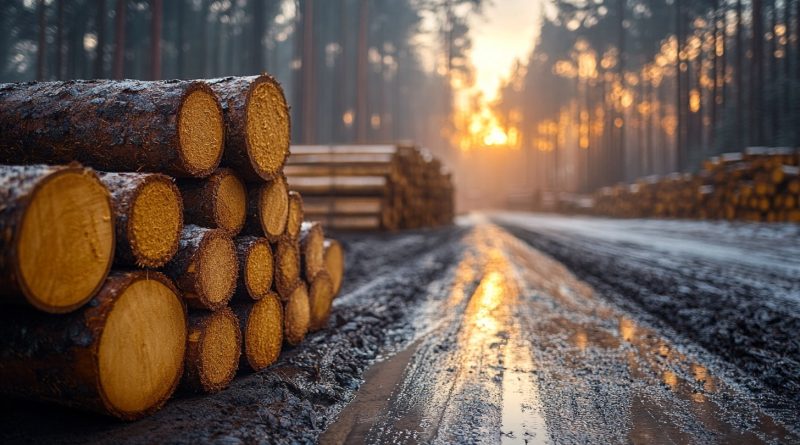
[0,0,482,169]
[490,0,800,193]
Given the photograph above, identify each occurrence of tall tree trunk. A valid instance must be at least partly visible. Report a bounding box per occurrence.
[752,0,764,145]
[177,0,185,78]
[710,0,719,151]
[36,0,46,81]
[301,0,316,143]
[94,0,106,78]
[150,0,163,80]
[252,0,265,73]
[720,1,727,152]
[736,0,744,149]
[113,0,126,79]
[355,0,369,142]
[617,0,626,181]
[769,1,778,141]
[55,0,64,79]
[676,0,685,171]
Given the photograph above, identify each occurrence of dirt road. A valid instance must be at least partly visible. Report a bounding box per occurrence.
[1,214,798,443]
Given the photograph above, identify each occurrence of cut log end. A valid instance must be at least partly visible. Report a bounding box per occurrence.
[184,308,241,393]
[178,87,225,177]
[274,239,300,299]
[98,275,186,419]
[245,240,273,300]
[241,293,283,371]
[214,170,247,235]
[129,176,183,267]
[17,167,114,313]
[284,283,310,346]
[261,177,289,240]
[286,191,304,239]
[323,239,345,297]
[299,221,325,280]
[308,271,334,332]
[246,78,290,179]
[198,234,238,309]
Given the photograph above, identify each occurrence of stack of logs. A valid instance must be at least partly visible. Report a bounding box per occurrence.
[285,144,455,230]
[591,147,800,223]
[0,75,346,421]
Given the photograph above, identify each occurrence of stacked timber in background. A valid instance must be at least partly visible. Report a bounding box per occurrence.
[590,147,800,222]
[0,75,345,421]
[285,144,455,230]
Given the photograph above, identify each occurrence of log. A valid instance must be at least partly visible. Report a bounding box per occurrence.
[299,221,325,280]
[273,238,300,299]
[323,239,345,297]
[99,172,182,268]
[242,176,289,241]
[283,282,310,346]
[0,80,224,178]
[208,75,290,181]
[178,168,246,236]
[233,236,273,301]
[164,225,238,311]
[307,271,334,332]
[285,191,304,240]
[233,293,283,372]
[0,164,114,313]
[0,271,187,420]
[182,307,241,393]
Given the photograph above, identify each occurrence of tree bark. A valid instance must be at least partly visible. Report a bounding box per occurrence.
[0,80,224,178]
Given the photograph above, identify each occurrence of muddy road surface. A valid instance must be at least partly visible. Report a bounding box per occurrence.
[1,214,798,444]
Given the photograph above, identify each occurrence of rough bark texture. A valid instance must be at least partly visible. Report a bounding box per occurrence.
[285,191,304,240]
[273,238,301,300]
[99,171,183,268]
[209,75,291,181]
[233,236,273,302]
[0,271,185,420]
[0,79,223,178]
[178,168,245,236]
[164,225,237,311]
[181,307,241,394]
[299,221,325,280]
[0,164,114,313]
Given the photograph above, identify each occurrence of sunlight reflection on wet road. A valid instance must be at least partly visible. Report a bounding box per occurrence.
[322,222,797,444]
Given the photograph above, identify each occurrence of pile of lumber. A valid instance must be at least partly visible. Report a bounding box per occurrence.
[0,75,345,420]
[285,144,455,230]
[591,147,800,222]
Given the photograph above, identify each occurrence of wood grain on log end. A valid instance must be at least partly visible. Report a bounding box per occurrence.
[323,239,345,297]
[284,282,310,346]
[179,168,246,236]
[299,221,325,280]
[0,164,114,313]
[182,307,241,393]
[233,236,273,301]
[285,190,304,240]
[308,271,334,332]
[165,225,238,311]
[210,75,290,181]
[273,238,300,300]
[234,293,283,372]
[0,271,187,420]
[177,83,226,177]
[99,172,183,268]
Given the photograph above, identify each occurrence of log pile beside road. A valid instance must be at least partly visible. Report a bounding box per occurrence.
[285,144,455,230]
[0,75,345,420]
[591,147,800,223]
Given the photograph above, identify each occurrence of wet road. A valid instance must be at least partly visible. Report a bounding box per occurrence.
[322,217,798,444]
[1,215,798,443]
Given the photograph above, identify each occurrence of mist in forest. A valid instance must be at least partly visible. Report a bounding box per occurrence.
[1,0,799,212]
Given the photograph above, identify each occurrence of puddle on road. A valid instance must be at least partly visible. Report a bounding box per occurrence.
[501,332,549,445]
